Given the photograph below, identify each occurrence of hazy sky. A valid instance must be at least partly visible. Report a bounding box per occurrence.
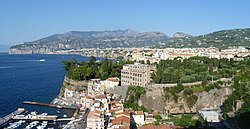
[0,0,250,45]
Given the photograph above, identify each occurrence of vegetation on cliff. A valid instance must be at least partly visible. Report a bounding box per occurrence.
[152,56,235,84]
[222,59,250,118]
[157,56,250,119]
[124,86,150,112]
[169,114,206,128]
[62,56,133,80]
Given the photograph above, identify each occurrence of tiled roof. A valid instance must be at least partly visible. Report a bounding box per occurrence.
[117,126,130,129]
[112,116,130,125]
[84,95,92,99]
[140,124,174,129]
[140,124,156,129]
[156,124,170,129]
[95,94,106,99]
[135,111,144,115]
[115,112,130,118]
[107,77,120,82]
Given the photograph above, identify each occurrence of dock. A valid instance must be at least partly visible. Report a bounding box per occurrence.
[13,114,58,121]
[0,108,25,128]
[23,101,78,110]
[13,114,72,121]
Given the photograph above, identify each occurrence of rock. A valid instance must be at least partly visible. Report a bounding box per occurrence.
[139,87,232,114]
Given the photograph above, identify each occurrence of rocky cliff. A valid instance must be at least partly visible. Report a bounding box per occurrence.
[139,85,232,114]
[9,29,169,54]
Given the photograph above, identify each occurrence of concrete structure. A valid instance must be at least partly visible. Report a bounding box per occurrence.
[199,110,220,122]
[121,63,155,87]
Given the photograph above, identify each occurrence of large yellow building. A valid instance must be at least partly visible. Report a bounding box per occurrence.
[121,63,155,87]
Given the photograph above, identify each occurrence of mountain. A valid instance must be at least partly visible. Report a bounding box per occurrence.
[9,29,169,54]
[173,32,192,38]
[9,28,250,54]
[0,44,10,52]
[165,28,250,48]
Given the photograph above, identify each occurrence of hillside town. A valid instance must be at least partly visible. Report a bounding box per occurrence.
[58,76,186,129]
[56,60,234,129]
[51,46,250,63]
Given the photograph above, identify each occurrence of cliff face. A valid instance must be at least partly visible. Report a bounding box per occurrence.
[9,29,169,54]
[139,87,232,114]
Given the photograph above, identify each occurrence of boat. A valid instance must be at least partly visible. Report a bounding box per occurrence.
[39,59,45,62]
[7,120,25,129]
[41,113,48,116]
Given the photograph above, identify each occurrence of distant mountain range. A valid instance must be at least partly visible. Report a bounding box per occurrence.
[9,28,250,54]
[9,29,168,54]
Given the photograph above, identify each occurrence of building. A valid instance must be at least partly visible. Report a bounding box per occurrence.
[86,110,105,129]
[199,110,220,122]
[64,87,75,97]
[101,77,120,88]
[132,111,145,126]
[121,63,155,87]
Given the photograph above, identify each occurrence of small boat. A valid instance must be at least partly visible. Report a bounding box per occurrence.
[39,59,45,62]
[41,113,48,116]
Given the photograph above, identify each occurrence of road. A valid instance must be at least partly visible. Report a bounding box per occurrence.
[74,108,90,129]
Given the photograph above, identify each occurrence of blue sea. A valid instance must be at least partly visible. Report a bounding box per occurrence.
[0,53,90,117]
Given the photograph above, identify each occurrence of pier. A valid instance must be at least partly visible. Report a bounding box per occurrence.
[12,115,58,121]
[23,101,78,110]
[12,114,73,121]
[0,108,25,128]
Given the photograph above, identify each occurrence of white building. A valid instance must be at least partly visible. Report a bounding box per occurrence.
[199,110,220,122]
[132,111,145,126]
[64,87,74,97]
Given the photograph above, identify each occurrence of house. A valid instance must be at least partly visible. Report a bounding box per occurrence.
[95,94,108,110]
[101,77,120,89]
[93,100,105,111]
[81,95,94,109]
[144,112,156,124]
[64,87,75,97]
[199,110,220,122]
[111,115,130,129]
[132,111,145,126]
[110,99,123,110]
[86,110,105,129]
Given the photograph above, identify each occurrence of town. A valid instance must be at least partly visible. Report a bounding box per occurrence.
[51,46,250,63]
[1,46,250,129]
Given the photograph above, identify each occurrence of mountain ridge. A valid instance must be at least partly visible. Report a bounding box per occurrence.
[9,28,250,54]
[9,29,169,54]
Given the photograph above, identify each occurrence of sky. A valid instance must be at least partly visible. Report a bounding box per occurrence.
[0,0,250,45]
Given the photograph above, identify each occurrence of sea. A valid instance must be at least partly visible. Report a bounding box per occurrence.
[0,53,91,118]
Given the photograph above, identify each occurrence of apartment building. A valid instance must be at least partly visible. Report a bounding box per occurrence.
[121,63,155,87]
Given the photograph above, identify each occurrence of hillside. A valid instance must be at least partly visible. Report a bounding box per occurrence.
[164,28,250,48]
[9,28,250,54]
[9,29,168,54]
